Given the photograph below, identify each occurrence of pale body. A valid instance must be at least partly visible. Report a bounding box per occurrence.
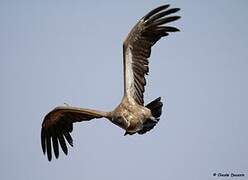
[111,96,152,133]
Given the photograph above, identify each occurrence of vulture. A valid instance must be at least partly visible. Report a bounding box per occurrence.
[41,4,180,161]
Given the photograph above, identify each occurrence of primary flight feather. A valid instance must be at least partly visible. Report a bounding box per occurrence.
[41,4,180,161]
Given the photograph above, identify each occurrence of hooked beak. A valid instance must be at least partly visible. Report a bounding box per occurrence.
[124,131,128,136]
[124,131,135,136]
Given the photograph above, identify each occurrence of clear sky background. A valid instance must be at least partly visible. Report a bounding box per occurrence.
[1,0,247,180]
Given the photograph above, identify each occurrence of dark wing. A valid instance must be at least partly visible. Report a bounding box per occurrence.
[123,4,180,105]
[41,106,108,161]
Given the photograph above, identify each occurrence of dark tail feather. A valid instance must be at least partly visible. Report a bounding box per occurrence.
[138,97,163,134]
[145,97,163,119]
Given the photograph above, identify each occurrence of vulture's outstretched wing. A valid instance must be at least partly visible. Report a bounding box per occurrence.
[123,5,180,105]
[41,106,108,161]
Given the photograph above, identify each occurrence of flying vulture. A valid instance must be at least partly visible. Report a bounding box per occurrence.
[41,4,180,161]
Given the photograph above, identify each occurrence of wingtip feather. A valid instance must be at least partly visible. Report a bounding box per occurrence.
[46,136,52,161]
[41,128,46,155]
[143,4,170,21]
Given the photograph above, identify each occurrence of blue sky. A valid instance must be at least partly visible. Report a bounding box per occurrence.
[1,1,247,179]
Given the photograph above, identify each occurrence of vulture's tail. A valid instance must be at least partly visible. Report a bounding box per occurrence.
[138,97,163,134]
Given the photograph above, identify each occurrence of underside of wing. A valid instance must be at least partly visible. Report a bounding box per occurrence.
[41,106,108,161]
[123,4,181,105]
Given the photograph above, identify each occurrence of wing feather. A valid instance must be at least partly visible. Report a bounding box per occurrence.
[123,4,180,105]
[41,106,109,161]
[52,135,59,159]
